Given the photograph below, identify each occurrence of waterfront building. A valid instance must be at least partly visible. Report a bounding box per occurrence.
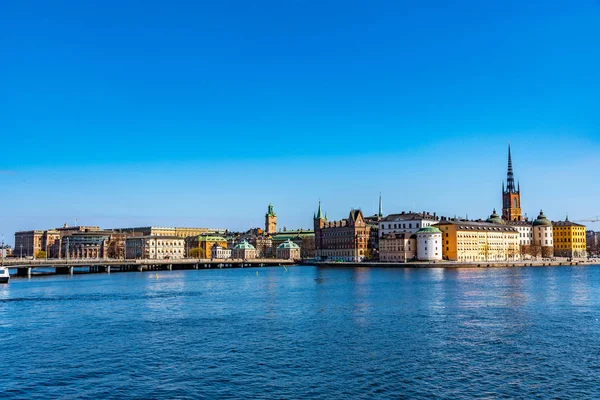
[115,226,226,238]
[378,211,439,237]
[532,210,554,258]
[313,202,371,262]
[14,230,44,258]
[379,233,416,262]
[211,244,232,259]
[553,218,587,258]
[435,219,520,262]
[502,144,523,222]
[416,226,443,261]
[271,230,315,259]
[265,203,277,235]
[232,240,257,259]
[587,231,600,256]
[276,239,301,260]
[42,230,61,258]
[186,235,228,258]
[125,236,185,259]
[62,232,112,259]
[251,235,273,258]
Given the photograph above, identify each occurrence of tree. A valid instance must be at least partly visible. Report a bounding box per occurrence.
[35,250,47,259]
[189,247,205,258]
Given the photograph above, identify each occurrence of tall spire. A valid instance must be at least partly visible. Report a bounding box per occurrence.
[378,192,383,217]
[506,143,516,193]
[316,200,325,219]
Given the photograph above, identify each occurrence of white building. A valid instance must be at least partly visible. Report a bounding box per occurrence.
[232,240,257,260]
[487,209,534,246]
[378,212,438,237]
[276,239,301,260]
[416,226,442,261]
[533,210,554,257]
[125,235,185,260]
[211,244,232,259]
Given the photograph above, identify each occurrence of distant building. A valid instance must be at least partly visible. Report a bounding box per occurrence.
[435,219,520,262]
[379,233,416,262]
[186,235,228,258]
[553,218,586,258]
[115,226,226,238]
[14,230,44,258]
[232,240,257,259]
[250,235,273,258]
[125,236,185,259]
[62,232,112,259]
[502,144,523,222]
[532,210,554,258]
[276,239,301,260]
[211,244,232,259]
[378,211,439,237]
[416,226,443,261]
[272,230,315,259]
[313,202,371,262]
[265,203,277,235]
[587,231,600,255]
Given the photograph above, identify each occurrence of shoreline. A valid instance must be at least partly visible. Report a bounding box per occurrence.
[306,260,598,268]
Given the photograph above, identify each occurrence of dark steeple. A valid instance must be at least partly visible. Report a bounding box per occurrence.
[316,201,325,220]
[505,143,517,193]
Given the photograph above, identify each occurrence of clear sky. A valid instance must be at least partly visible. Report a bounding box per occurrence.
[1,0,599,245]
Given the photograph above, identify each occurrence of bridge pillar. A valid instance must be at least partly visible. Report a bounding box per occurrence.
[168,264,172,271]
[17,268,31,278]
[105,265,111,273]
[137,265,143,272]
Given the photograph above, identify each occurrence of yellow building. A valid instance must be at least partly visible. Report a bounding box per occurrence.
[186,235,228,258]
[553,219,587,258]
[435,219,520,262]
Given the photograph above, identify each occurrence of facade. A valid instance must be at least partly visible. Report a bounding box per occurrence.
[435,219,520,262]
[502,144,523,222]
[276,239,301,260]
[272,230,315,259]
[378,212,439,237]
[379,233,416,262]
[553,218,587,258]
[14,230,44,258]
[416,226,443,261]
[62,232,112,259]
[232,240,257,259]
[587,231,600,256]
[186,235,228,258]
[251,235,273,258]
[125,236,185,259]
[211,245,232,259]
[532,210,554,258]
[115,226,226,238]
[314,202,371,262]
[265,203,277,235]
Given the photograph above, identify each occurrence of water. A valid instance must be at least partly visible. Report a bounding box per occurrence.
[2,266,600,399]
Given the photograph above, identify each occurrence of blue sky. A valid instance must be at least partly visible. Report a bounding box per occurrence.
[1,0,599,245]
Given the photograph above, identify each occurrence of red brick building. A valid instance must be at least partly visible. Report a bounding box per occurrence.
[314,202,371,262]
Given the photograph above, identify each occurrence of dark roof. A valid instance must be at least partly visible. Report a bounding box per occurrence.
[126,235,184,240]
[381,212,437,222]
[381,233,416,240]
[552,220,585,227]
[435,219,518,232]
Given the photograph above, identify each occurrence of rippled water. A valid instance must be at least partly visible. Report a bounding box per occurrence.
[2,266,600,399]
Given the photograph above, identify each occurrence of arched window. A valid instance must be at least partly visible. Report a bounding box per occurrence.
[513,198,518,208]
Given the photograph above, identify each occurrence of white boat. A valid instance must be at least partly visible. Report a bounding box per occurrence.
[0,267,9,283]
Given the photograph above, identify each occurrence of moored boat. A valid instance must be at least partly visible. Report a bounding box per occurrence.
[0,267,9,283]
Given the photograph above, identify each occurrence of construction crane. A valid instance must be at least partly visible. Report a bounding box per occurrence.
[576,216,600,223]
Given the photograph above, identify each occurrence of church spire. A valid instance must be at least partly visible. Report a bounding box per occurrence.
[316,200,325,219]
[378,192,383,217]
[506,143,516,193]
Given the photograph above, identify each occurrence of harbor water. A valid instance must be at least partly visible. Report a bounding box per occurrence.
[1,265,600,398]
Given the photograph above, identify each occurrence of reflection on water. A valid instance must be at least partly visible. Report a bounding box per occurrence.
[1,265,600,399]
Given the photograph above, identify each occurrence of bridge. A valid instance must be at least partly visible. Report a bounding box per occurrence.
[2,258,296,277]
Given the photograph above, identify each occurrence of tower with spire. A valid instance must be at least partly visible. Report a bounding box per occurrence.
[502,143,523,221]
[313,201,327,255]
[265,203,277,234]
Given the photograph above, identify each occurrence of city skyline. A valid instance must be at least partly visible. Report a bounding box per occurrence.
[2,1,599,244]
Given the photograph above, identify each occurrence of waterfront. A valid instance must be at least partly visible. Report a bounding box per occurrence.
[2,266,600,398]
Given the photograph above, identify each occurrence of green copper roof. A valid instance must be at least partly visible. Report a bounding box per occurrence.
[233,239,255,250]
[417,226,442,234]
[315,200,325,219]
[277,239,300,249]
[199,235,227,242]
[486,209,504,225]
[533,210,552,227]
[266,202,276,217]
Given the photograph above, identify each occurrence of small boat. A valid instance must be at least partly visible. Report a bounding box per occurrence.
[0,266,9,284]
